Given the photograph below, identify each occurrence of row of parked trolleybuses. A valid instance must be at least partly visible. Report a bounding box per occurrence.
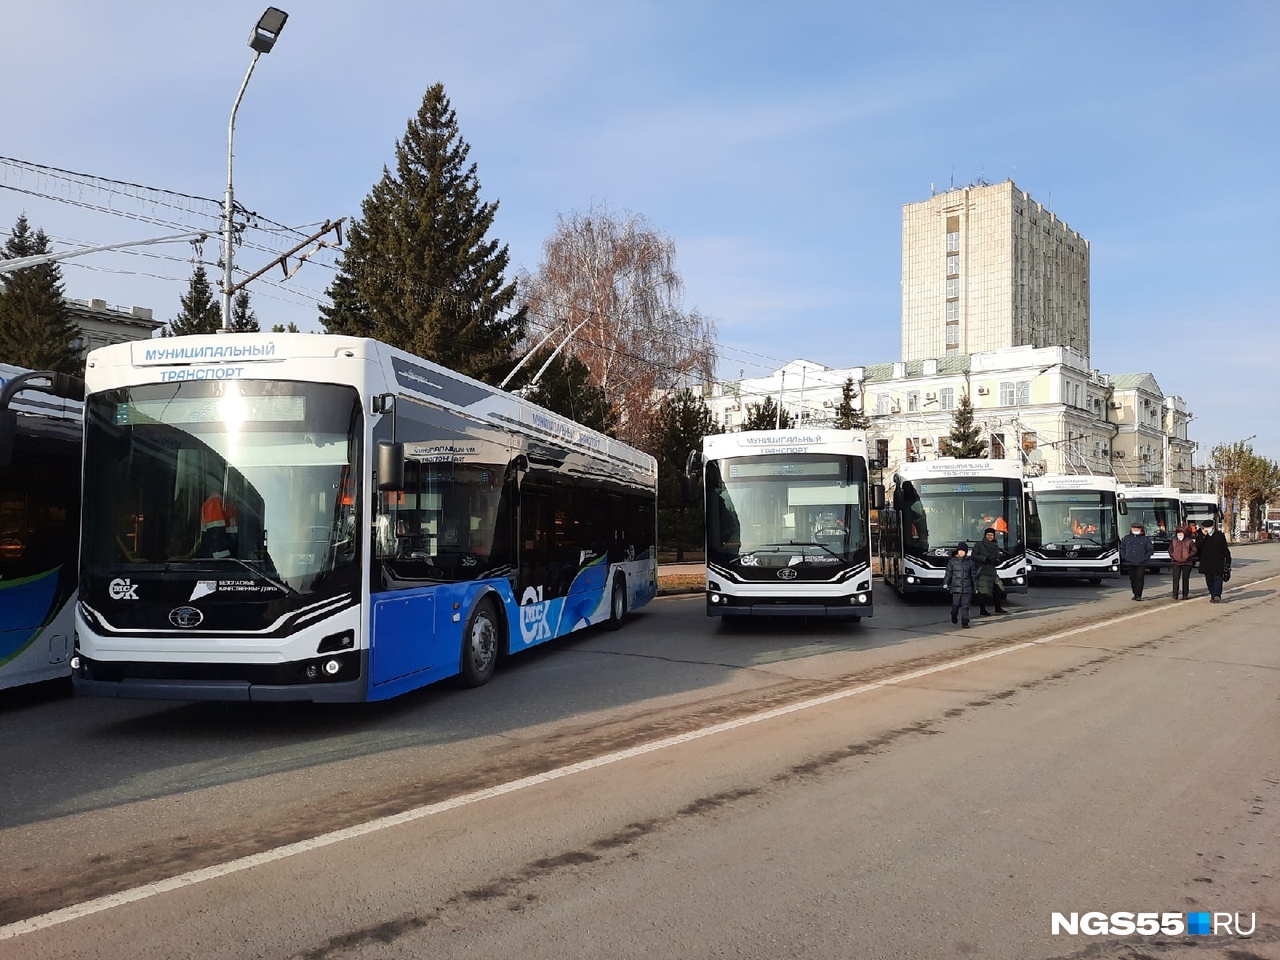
[0,341,1228,700]
[686,431,1223,616]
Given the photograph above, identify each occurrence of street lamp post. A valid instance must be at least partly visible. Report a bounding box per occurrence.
[221,7,288,332]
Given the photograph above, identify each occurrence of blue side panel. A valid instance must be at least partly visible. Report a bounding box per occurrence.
[0,567,60,666]
[370,592,437,687]
[559,554,610,632]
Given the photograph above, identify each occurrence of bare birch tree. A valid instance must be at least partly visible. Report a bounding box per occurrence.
[517,205,717,447]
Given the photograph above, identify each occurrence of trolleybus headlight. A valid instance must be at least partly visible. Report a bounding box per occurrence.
[70,655,81,671]
[707,580,721,592]
[906,575,916,584]
[317,629,354,654]
[323,659,342,676]
[856,593,868,604]
[709,593,723,604]
[304,664,319,680]
[1014,576,1024,585]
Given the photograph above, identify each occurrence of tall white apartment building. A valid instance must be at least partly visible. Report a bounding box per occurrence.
[902,180,1090,362]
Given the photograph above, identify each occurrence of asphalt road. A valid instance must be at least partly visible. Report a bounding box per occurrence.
[2,546,1278,959]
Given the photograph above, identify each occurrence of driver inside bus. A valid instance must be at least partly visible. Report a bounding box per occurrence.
[198,479,239,559]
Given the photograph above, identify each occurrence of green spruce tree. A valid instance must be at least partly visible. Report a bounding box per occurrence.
[743,396,792,431]
[834,377,870,429]
[0,215,81,374]
[164,263,221,336]
[320,83,525,382]
[270,322,301,333]
[649,388,722,561]
[229,289,259,332]
[521,349,618,436]
[941,391,988,458]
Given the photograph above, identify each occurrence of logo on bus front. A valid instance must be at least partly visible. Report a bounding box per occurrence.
[519,586,553,645]
[778,568,798,580]
[168,606,204,628]
[108,578,139,600]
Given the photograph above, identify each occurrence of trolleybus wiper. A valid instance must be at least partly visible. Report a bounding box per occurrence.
[228,556,296,595]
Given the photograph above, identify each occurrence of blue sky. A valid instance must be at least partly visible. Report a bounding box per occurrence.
[1,1,1277,463]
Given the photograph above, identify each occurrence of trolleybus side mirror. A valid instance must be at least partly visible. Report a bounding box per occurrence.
[1117,497,1128,516]
[872,483,886,511]
[681,448,704,504]
[1024,482,1038,520]
[377,441,405,492]
[0,409,14,469]
[0,370,85,468]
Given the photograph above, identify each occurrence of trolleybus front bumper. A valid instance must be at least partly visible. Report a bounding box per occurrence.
[71,650,367,702]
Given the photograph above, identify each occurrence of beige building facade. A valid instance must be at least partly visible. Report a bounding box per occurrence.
[67,297,163,355]
[901,180,1090,362]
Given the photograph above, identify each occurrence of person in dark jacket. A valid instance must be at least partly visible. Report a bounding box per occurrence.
[970,527,1007,615]
[943,542,978,628]
[1195,521,1232,602]
[1168,526,1197,600]
[1119,522,1155,600]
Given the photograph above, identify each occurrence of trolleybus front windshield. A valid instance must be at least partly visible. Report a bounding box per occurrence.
[706,454,868,568]
[1027,491,1117,549]
[1125,497,1180,539]
[898,478,1022,558]
[82,380,361,597]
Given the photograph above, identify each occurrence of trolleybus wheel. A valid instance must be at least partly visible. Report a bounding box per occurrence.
[459,599,501,687]
[605,576,627,631]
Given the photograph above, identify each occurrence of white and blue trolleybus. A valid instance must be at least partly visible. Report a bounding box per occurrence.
[0,364,83,693]
[697,429,882,620]
[1180,491,1220,530]
[71,334,657,702]
[1117,484,1184,569]
[880,457,1030,597]
[1025,473,1123,583]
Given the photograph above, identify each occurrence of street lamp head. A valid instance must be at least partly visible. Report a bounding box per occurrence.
[249,7,288,54]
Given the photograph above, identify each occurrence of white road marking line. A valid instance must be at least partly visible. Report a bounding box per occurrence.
[4,573,1275,940]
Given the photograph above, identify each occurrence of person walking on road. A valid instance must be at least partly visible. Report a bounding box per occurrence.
[1119,521,1154,600]
[1169,526,1196,600]
[1195,521,1232,603]
[943,542,978,628]
[971,527,1007,616]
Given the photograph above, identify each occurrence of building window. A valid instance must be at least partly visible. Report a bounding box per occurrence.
[907,391,920,414]
[945,277,959,298]
[945,323,959,345]
[946,254,959,277]
[998,381,1031,406]
[991,433,1006,459]
[874,438,889,467]
[876,394,892,416]
[939,387,955,410]
[946,300,960,321]
[946,231,960,253]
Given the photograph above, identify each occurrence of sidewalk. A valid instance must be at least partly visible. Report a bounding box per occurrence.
[657,562,704,595]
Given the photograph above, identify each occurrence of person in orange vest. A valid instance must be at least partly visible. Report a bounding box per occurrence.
[200,483,239,559]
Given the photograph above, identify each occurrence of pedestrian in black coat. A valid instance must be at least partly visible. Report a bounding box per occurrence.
[970,528,1006,615]
[1195,522,1232,602]
[1119,522,1154,600]
[943,542,978,628]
